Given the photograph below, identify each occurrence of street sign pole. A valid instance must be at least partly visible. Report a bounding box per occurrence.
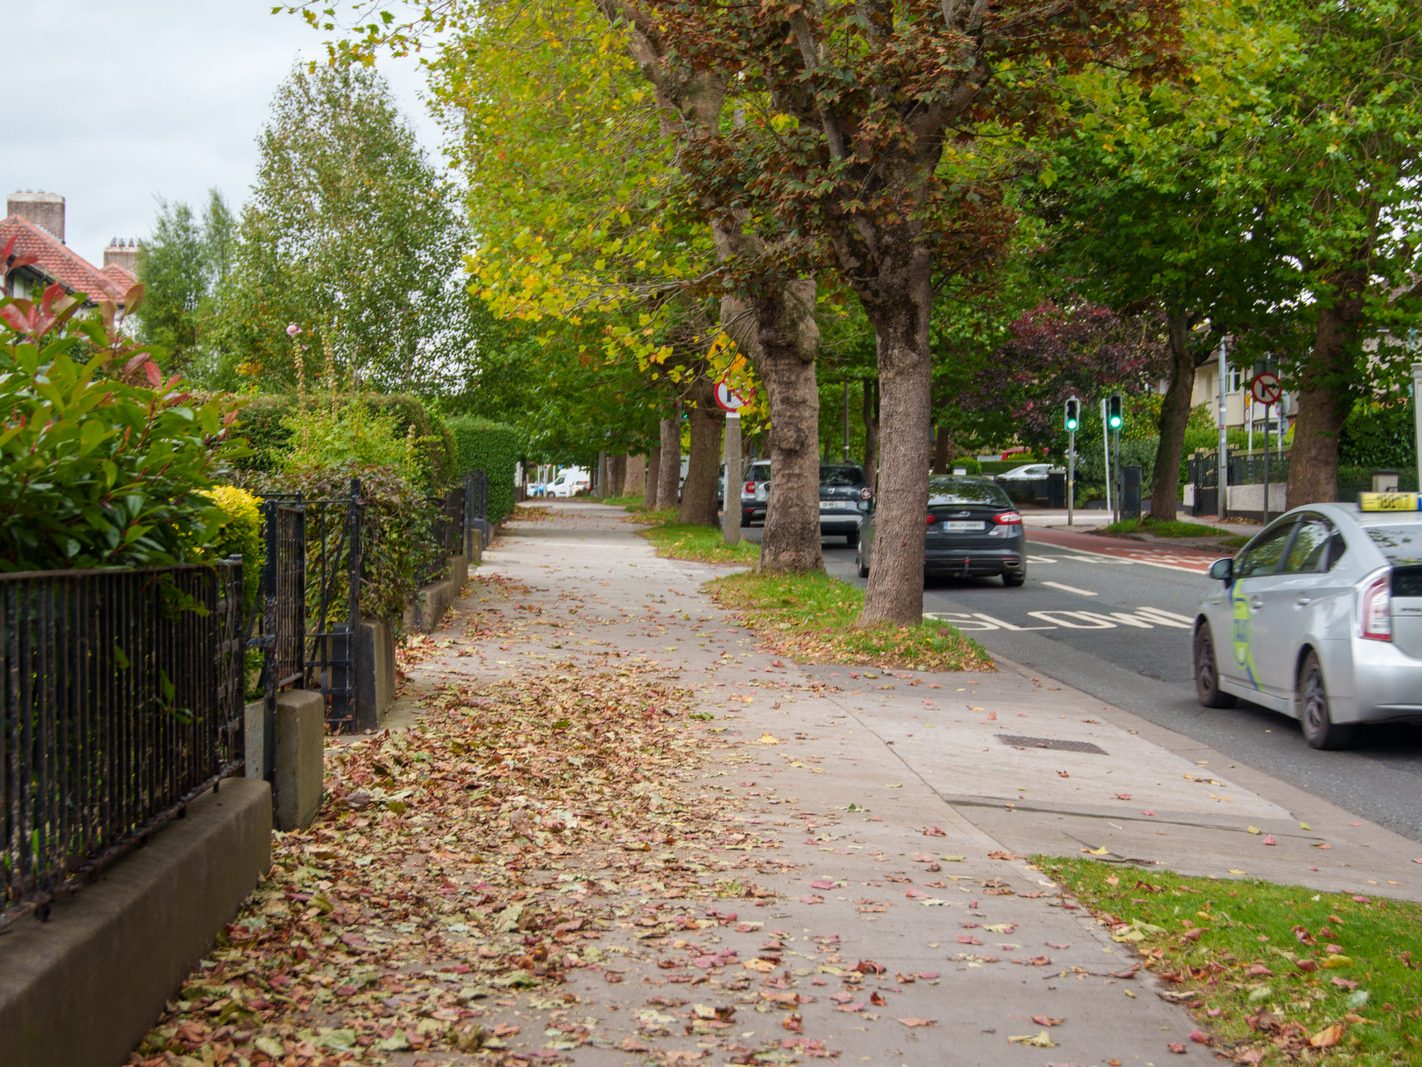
[1262,403,1271,524]
[1218,339,1229,522]
[1100,398,1112,518]
[1067,429,1076,526]
[1412,359,1422,493]
[722,412,741,546]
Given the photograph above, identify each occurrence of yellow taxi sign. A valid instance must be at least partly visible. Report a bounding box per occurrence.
[1358,491,1422,512]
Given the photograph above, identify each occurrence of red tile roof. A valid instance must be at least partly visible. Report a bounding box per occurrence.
[0,213,129,304]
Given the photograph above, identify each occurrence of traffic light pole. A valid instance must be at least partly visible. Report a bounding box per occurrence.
[1100,398,1112,517]
[1067,429,1076,526]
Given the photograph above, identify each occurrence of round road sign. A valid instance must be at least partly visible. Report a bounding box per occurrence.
[714,379,749,413]
[1250,371,1281,406]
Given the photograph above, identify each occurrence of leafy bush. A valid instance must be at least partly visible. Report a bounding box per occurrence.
[1341,402,1417,472]
[230,394,294,472]
[201,485,264,616]
[281,401,419,482]
[447,416,520,525]
[365,394,455,491]
[247,463,438,623]
[944,456,982,474]
[0,289,233,571]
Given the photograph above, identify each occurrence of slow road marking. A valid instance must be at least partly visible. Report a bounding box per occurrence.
[926,606,1193,633]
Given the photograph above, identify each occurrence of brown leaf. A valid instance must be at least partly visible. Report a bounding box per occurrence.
[898,1017,937,1028]
[1031,1015,1064,1026]
[1310,1023,1344,1048]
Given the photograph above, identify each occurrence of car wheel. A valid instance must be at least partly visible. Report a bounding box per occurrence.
[855,540,869,578]
[845,528,859,548]
[1002,569,1026,588]
[1297,650,1354,750]
[1193,623,1237,709]
[739,513,751,528]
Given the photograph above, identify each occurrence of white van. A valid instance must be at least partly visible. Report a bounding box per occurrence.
[547,467,591,497]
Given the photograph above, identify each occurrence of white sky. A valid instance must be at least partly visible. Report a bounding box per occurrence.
[7,1,442,265]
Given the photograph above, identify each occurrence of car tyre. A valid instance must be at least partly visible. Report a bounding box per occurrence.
[855,540,869,578]
[1193,623,1237,709]
[1297,650,1354,750]
[1002,569,1026,588]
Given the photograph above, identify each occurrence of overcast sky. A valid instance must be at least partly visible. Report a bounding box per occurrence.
[7,1,441,265]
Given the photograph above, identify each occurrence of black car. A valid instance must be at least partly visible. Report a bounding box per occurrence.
[856,475,1026,586]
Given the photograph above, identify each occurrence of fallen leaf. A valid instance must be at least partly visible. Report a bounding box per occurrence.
[1007,1031,1055,1048]
[1310,1023,1344,1048]
[1031,1015,1064,1026]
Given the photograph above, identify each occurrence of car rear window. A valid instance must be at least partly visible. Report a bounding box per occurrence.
[927,478,1012,506]
[820,466,865,487]
[1366,524,1422,565]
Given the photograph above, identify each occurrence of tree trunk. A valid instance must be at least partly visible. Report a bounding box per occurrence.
[625,454,646,499]
[645,445,661,509]
[597,450,609,498]
[1288,275,1366,506]
[610,454,628,498]
[679,379,722,525]
[860,252,934,627]
[1148,310,1200,522]
[932,424,953,474]
[719,277,824,573]
[862,379,880,489]
[656,413,681,510]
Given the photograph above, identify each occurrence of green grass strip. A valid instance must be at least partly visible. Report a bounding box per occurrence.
[1037,856,1422,1064]
[708,569,993,672]
[639,521,762,565]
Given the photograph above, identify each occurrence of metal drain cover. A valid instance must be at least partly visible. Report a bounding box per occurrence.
[997,734,1106,755]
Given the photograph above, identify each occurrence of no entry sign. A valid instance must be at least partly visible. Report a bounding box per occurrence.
[1250,371,1281,406]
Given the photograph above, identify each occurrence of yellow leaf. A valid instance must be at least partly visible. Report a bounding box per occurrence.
[758,734,781,745]
[1320,955,1353,969]
[1085,846,1111,856]
[1246,826,1262,835]
[744,958,776,972]
[1007,1031,1056,1048]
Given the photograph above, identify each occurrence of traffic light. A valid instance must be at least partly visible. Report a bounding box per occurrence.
[1107,394,1123,430]
[1064,396,1080,433]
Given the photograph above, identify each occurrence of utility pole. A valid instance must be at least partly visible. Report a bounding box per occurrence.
[1100,398,1112,518]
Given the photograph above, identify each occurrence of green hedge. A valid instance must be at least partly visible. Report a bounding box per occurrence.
[447,416,520,525]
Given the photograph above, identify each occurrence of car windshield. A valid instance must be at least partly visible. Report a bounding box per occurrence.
[927,477,1011,506]
[820,466,865,487]
[1366,524,1422,565]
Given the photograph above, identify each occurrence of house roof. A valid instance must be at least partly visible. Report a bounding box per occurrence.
[0,213,130,304]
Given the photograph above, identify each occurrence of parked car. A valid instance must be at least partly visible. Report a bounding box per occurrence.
[818,463,869,546]
[739,460,773,527]
[996,462,1055,483]
[546,467,591,497]
[857,475,1026,586]
[1192,496,1422,749]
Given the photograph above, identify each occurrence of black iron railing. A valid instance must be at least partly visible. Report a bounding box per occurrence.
[1,562,244,929]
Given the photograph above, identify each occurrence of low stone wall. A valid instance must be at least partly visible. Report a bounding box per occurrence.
[0,779,272,1067]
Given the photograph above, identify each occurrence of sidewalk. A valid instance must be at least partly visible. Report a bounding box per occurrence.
[382,503,1419,1064]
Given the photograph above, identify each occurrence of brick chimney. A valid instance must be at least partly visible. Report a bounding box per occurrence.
[6,190,65,243]
[104,238,140,275]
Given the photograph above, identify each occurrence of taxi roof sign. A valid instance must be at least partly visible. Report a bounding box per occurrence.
[1358,491,1422,512]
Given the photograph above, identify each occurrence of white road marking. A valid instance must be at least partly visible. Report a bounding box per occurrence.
[1031,540,1213,575]
[1040,580,1098,597]
[924,605,1195,633]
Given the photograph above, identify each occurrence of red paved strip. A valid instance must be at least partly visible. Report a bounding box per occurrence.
[1028,527,1224,574]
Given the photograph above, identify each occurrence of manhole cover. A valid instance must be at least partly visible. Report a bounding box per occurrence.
[997,734,1106,755]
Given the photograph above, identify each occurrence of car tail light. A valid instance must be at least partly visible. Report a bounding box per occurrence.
[992,510,1023,526]
[1359,573,1392,641]
[925,514,938,526]
[743,481,756,494]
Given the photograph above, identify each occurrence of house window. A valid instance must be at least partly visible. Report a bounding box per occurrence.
[1228,366,1243,393]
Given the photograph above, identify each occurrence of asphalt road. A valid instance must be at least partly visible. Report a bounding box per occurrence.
[742,523,1422,842]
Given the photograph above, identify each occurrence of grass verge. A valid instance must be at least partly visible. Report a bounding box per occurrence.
[1037,856,1422,1064]
[1103,516,1250,549]
[640,520,762,565]
[708,569,993,671]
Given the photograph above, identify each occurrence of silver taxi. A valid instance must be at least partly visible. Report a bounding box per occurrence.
[1192,493,1422,749]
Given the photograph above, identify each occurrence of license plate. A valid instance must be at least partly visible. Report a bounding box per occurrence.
[819,501,837,511]
[940,521,982,531]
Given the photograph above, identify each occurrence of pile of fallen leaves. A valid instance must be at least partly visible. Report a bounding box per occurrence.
[132,665,757,1065]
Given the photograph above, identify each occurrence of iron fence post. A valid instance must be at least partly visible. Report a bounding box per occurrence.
[348,478,363,728]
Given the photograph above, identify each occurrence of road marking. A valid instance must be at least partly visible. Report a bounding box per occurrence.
[1029,537,1214,575]
[1040,580,1098,597]
[925,605,1195,633]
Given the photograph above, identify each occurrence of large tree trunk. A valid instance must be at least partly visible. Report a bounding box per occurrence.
[1149,310,1200,522]
[932,424,953,474]
[656,414,681,510]
[679,379,723,525]
[719,277,823,573]
[609,454,628,498]
[1288,275,1366,505]
[862,379,879,488]
[860,252,934,627]
[645,445,661,509]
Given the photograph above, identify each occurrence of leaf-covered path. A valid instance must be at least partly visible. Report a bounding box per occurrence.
[133,503,1205,1065]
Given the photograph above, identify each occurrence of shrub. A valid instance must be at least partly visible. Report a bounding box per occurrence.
[0,289,233,571]
[229,394,295,472]
[446,416,520,525]
[248,463,437,624]
[201,485,264,617]
[365,394,456,491]
[1341,402,1417,472]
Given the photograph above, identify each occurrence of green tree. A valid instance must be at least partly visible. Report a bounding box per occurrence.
[136,189,236,377]
[213,63,474,395]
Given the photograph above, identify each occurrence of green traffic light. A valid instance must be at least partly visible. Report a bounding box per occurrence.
[1107,394,1123,429]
